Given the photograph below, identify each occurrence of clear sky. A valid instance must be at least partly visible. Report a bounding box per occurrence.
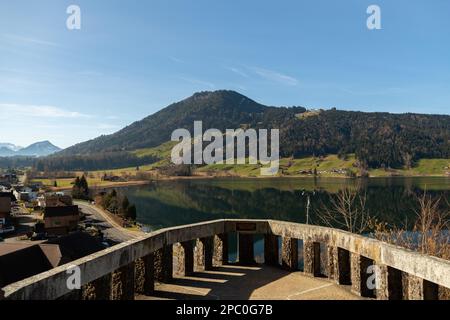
[0,0,449,148]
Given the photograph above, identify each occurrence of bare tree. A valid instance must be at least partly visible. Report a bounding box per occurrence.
[316,187,370,234]
[370,191,449,299]
[372,191,449,259]
[411,192,449,258]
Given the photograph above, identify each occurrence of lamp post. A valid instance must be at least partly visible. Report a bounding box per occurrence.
[301,190,315,225]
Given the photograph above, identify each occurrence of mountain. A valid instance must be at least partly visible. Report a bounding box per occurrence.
[0,143,23,156]
[0,143,23,152]
[0,141,61,157]
[60,90,271,155]
[58,90,450,168]
[0,147,16,157]
[16,141,61,157]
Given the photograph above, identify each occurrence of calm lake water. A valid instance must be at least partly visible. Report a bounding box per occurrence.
[116,177,449,264]
[118,177,450,231]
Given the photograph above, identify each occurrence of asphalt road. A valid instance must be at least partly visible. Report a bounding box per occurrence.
[77,202,140,243]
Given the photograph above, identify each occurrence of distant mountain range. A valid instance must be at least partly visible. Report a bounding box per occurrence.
[59,90,450,168]
[0,141,61,157]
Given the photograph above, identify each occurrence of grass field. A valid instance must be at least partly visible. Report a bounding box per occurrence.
[197,154,449,178]
[132,141,177,159]
[32,177,113,188]
[31,140,450,183]
[196,154,359,177]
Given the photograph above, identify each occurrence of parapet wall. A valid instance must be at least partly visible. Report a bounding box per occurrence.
[2,219,449,300]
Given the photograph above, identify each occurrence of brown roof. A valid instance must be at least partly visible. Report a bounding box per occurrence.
[0,243,37,255]
[0,245,54,287]
[46,232,105,264]
[0,232,105,287]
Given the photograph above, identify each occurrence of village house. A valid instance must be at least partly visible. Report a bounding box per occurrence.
[0,192,15,234]
[43,205,80,235]
[38,193,73,208]
[0,173,18,186]
[101,174,126,182]
[13,186,38,202]
[0,232,105,287]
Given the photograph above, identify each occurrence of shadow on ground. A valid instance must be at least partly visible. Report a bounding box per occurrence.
[138,264,361,300]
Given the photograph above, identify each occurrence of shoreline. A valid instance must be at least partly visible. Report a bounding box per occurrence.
[49,180,152,191]
[36,172,450,192]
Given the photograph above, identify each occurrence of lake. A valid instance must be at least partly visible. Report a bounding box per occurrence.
[118,177,450,232]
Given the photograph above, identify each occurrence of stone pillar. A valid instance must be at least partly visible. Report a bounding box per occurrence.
[154,245,173,282]
[213,233,228,266]
[304,240,321,277]
[350,253,360,294]
[173,243,184,276]
[350,254,374,297]
[135,253,154,295]
[238,233,255,265]
[173,242,194,276]
[81,274,112,300]
[194,239,205,271]
[110,262,135,300]
[264,234,279,266]
[438,286,450,300]
[281,237,298,271]
[406,275,438,300]
[407,275,424,300]
[335,248,351,285]
[326,246,336,280]
[375,264,389,300]
[194,237,214,271]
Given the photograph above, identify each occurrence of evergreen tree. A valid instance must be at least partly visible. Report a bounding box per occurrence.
[72,175,90,200]
[120,196,130,216]
[125,204,137,221]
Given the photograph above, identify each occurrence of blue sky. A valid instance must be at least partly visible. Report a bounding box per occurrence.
[0,0,449,148]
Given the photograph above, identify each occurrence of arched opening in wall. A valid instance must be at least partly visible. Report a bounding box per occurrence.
[254,234,264,263]
[320,242,328,277]
[387,266,403,300]
[297,239,304,271]
[278,236,282,265]
[359,255,376,298]
[337,247,351,285]
[228,231,237,263]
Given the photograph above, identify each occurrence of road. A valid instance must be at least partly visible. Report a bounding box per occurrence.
[75,201,144,243]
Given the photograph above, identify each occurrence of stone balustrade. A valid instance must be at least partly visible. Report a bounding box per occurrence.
[1,219,449,300]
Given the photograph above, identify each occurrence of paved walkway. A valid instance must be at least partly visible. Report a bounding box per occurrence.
[137,264,363,300]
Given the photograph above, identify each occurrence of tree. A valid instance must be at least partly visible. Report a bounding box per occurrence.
[80,175,89,192]
[125,204,137,221]
[119,196,130,216]
[316,187,370,234]
[72,175,90,200]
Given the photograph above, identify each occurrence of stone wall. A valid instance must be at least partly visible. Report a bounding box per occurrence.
[2,219,449,300]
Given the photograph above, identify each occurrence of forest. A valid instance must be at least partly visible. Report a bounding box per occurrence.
[1,91,449,171]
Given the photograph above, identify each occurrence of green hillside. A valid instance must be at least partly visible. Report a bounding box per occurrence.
[33,90,449,172]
